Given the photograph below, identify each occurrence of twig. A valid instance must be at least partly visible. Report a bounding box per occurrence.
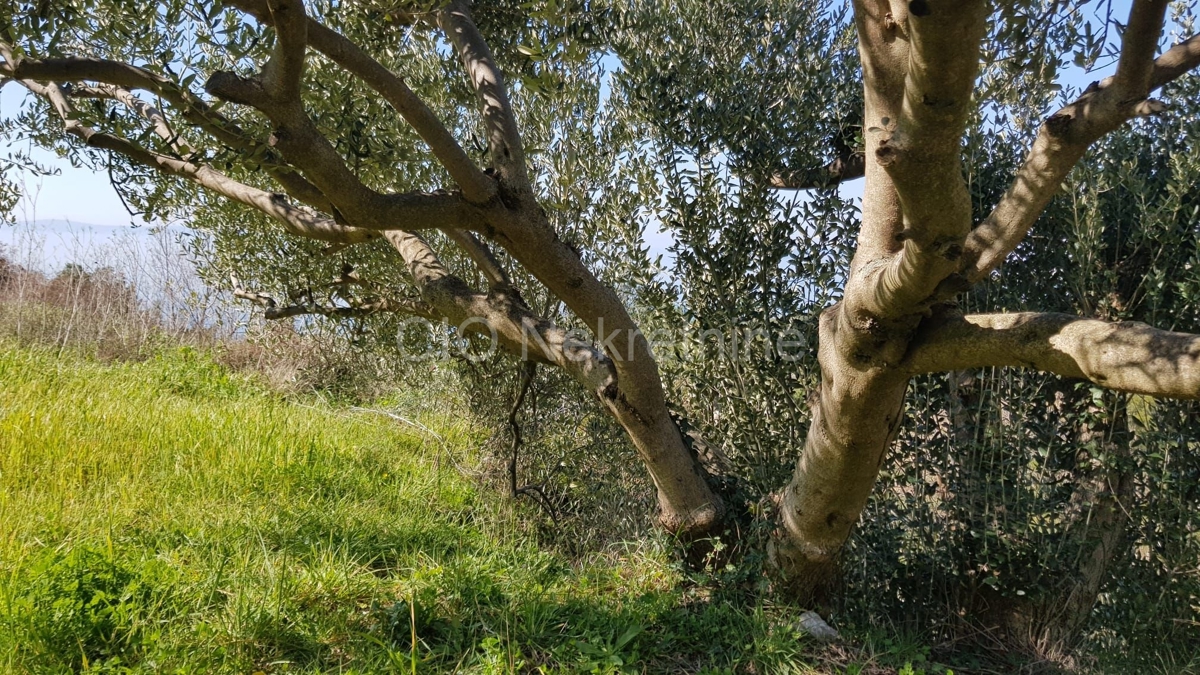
[506,361,557,523]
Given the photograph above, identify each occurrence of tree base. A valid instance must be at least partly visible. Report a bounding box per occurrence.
[766,528,840,608]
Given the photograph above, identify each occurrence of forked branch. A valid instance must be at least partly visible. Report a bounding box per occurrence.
[258,0,309,104]
[226,0,497,204]
[1111,0,1171,96]
[8,54,263,152]
[857,0,989,318]
[4,50,345,218]
[205,64,478,232]
[8,75,374,244]
[507,361,559,521]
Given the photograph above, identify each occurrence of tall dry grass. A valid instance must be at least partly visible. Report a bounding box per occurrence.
[0,220,235,359]
[0,220,418,397]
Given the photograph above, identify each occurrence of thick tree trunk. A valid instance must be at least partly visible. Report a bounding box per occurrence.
[767,0,1198,607]
[767,0,987,599]
[770,305,910,600]
[485,194,725,538]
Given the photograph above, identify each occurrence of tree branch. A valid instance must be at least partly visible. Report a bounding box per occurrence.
[68,83,193,156]
[842,0,910,280]
[849,0,989,319]
[204,67,479,233]
[383,230,615,394]
[232,275,435,320]
[438,0,528,184]
[11,77,375,245]
[8,54,250,148]
[443,228,511,288]
[1111,0,1171,96]
[226,217,612,397]
[1150,32,1200,86]
[67,76,342,218]
[903,311,1200,399]
[769,150,865,190]
[259,0,308,104]
[956,28,1200,290]
[2,50,369,228]
[506,361,559,522]
[226,0,497,204]
[4,52,330,204]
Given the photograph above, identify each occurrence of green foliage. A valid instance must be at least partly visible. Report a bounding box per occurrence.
[608,0,860,181]
[153,345,254,398]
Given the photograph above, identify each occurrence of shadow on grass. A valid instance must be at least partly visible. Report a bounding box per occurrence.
[1,520,1112,674]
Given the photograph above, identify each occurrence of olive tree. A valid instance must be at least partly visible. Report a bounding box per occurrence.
[2,0,1198,613]
[759,0,1200,598]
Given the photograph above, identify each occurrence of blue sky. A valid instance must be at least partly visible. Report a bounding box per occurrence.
[0,86,146,227]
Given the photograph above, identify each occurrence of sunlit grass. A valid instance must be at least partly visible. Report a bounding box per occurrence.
[0,343,858,674]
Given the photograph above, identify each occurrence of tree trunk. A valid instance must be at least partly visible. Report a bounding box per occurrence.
[486,194,725,538]
[1037,403,1134,653]
[1048,462,1133,650]
[770,305,911,600]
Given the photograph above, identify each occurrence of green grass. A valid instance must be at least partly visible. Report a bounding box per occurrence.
[0,343,950,674]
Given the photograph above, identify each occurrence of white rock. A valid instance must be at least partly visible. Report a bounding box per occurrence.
[797,611,839,642]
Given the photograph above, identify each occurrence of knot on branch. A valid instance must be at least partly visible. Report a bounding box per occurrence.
[882,11,908,37]
[921,93,955,109]
[874,137,899,167]
[1045,111,1074,139]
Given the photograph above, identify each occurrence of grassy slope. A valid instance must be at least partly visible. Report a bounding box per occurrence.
[0,344,946,674]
